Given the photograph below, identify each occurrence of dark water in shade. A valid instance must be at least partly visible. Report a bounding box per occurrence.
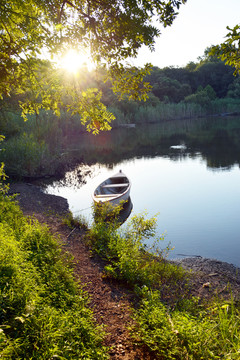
[44,116,240,267]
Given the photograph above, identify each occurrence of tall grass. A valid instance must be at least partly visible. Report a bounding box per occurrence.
[133,291,240,359]
[133,292,210,359]
[110,97,240,124]
[0,133,49,177]
[0,110,25,139]
[0,171,108,359]
[134,102,204,123]
[0,107,96,178]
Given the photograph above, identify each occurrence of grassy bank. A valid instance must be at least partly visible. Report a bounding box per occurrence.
[0,173,108,359]
[89,202,240,359]
[1,168,240,359]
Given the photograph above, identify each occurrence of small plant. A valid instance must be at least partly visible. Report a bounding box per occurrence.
[132,291,240,359]
[62,211,89,231]
[89,203,186,288]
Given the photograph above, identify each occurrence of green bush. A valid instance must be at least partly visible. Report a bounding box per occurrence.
[0,222,42,324]
[0,133,48,177]
[90,203,185,287]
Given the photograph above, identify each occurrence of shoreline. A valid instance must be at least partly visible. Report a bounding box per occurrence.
[171,256,240,300]
[8,182,240,299]
[172,256,240,273]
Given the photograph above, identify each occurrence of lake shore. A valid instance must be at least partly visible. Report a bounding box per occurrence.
[9,182,240,301]
[6,181,240,358]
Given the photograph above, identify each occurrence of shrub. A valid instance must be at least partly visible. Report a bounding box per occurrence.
[89,203,185,288]
[0,133,48,177]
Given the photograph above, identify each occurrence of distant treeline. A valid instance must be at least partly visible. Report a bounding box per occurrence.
[1,48,240,131]
[99,50,240,125]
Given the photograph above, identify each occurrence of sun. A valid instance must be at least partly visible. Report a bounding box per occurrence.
[60,49,93,73]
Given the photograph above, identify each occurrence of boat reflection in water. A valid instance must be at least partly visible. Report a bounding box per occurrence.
[93,197,133,227]
[117,197,133,225]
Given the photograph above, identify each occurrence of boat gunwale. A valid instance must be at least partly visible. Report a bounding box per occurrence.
[92,171,131,204]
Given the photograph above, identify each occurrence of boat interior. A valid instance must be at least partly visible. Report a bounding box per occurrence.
[95,176,129,196]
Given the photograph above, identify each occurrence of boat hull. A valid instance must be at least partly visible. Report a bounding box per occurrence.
[92,171,131,206]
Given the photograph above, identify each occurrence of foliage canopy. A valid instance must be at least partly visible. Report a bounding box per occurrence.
[0,0,187,132]
[211,25,240,76]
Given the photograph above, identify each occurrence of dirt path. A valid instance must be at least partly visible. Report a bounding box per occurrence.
[9,183,153,359]
[8,183,240,359]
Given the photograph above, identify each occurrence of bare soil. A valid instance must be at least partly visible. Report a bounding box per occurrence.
[8,182,240,359]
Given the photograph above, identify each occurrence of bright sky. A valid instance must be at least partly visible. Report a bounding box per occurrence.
[133,0,240,69]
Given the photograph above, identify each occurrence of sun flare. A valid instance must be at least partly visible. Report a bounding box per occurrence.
[60,49,93,73]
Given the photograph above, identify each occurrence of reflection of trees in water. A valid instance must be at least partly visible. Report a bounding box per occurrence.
[58,163,119,189]
[60,165,93,189]
[39,165,95,189]
[81,116,240,170]
[40,116,240,185]
[187,124,240,170]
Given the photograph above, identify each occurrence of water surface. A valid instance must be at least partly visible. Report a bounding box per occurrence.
[44,117,240,266]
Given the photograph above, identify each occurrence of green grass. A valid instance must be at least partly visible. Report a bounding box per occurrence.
[89,202,240,359]
[109,97,240,124]
[0,172,108,359]
[90,202,186,288]
[133,291,240,359]
[1,161,240,358]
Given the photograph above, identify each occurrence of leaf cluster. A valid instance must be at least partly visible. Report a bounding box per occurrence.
[0,0,187,131]
[210,25,240,75]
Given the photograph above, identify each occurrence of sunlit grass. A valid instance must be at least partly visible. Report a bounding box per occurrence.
[0,174,108,359]
[89,201,240,359]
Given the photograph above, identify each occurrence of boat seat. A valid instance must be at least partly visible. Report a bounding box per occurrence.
[94,193,119,197]
[102,183,128,188]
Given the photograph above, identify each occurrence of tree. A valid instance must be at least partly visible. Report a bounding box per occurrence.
[211,25,240,75]
[0,0,187,133]
[227,77,240,98]
[194,61,234,98]
[183,85,216,108]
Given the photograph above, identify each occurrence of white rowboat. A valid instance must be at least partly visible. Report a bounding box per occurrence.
[92,170,131,206]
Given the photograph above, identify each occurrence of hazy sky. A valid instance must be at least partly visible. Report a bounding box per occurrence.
[133,0,240,69]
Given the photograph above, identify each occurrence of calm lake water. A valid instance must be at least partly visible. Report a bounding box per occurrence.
[43,116,240,267]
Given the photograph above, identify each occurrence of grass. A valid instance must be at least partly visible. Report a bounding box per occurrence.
[1,165,240,359]
[0,171,108,359]
[88,202,240,359]
[109,97,240,125]
[133,291,240,359]
[89,202,186,290]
